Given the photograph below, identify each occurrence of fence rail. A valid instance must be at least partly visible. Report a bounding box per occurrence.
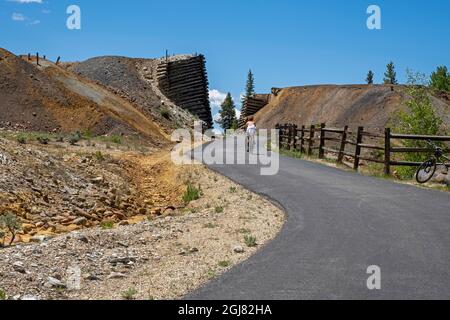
[276,123,450,175]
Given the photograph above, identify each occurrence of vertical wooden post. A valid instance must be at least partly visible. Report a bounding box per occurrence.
[384,128,391,176]
[308,125,315,156]
[353,126,364,171]
[27,53,31,61]
[275,124,281,150]
[300,125,305,154]
[56,56,61,65]
[287,124,293,151]
[337,125,349,164]
[291,124,298,151]
[36,52,40,66]
[319,123,326,159]
[43,55,46,60]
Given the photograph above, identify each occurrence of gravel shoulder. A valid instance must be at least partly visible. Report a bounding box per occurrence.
[0,155,285,300]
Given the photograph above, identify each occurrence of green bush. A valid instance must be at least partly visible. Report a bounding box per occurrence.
[430,66,450,92]
[244,234,257,247]
[122,288,138,300]
[393,70,445,179]
[36,135,50,145]
[100,221,114,230]
[110,135,122,144]
[69,131,82,145]
[182,184,201,204]
[94,151,105,162]
[214,206,224,214]
[0,212,22,247]
[218,260,231,268]
[16,135,26,144]
[0,289,6,300]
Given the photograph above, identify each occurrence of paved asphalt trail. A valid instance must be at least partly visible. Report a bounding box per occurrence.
[187,139,450,300]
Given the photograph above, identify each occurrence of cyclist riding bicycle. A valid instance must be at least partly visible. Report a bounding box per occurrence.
[246,116,257,153]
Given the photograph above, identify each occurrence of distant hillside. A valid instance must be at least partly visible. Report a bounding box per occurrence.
[254,85,450,130]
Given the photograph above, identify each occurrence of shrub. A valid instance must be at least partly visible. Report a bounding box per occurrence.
[69,131,82,145]
[122,288,138,300]
[393,70,445,179]
[55,135,65,143]
[182,184,201,204]
[100,221,114,230]
[229,187,237,193]
[16,135,26,144]
[214,206,224,214]
[36,135,50,145]
[244,235,257,248]
[110,135,122,144]
[0,289,6,300]
[0,212,22,246]
[218,260,231,268]
[94,151,105,162]
[430,66,450,92]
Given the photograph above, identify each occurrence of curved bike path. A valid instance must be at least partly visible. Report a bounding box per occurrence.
[187,139,450,300]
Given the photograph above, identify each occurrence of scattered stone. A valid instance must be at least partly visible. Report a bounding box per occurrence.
[73,217,88,226]
[21,295,40,301]
[233,245,245,254]
[46,277,67,289]
[13,261,26,273]
[107,272,127,280]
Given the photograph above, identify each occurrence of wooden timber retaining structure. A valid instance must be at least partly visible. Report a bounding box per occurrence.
[157,55,213,128]
[238,94,270,128]
[276,123,450,175]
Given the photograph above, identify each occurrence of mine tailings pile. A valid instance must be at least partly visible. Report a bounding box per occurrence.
[157,55,213,128]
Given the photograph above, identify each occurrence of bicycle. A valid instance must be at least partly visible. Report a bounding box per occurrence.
[415,140,449,184]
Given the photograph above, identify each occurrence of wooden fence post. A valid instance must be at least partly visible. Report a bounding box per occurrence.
[308,125,315,156]
[286,124,292,150]
[36,52,40,66]
[319,123,326,159]
[300,125,305,154]
[353,126,364,171]
[288,124,294,151]
[292,124,298,151]
[27,53,31,61]
[337,125,348,164]
[384,128,391,176]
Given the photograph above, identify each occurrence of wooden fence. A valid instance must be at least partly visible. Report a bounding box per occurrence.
[276,123,450,175]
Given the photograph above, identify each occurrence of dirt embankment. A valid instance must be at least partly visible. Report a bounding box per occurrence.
[0,48,169,146]
[66,56,199,132]
[255,85,450,130]
[0,137,285,300]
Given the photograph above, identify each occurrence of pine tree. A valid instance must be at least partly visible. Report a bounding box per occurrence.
[430,66,450,92]
[216,93,238,130]
[384,61,398,85]
[366,70,374,84]
[241,70,255,106]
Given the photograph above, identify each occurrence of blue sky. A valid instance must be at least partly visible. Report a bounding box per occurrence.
[1,0,450,120]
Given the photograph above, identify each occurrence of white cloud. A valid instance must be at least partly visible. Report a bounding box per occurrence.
[235,108,241,119]
[12,12,26,21]
[28,19,40,25]
[209,89,227,111]
[9,0,43,3]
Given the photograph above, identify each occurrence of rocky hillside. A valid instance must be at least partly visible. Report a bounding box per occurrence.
[254,85,450,130]
[0,48,170,146]
[66,56,201,132]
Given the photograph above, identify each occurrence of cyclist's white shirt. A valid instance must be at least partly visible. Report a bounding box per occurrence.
[246,123,257,136]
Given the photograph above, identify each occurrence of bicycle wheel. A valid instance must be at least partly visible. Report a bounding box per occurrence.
[416,159,437,184]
